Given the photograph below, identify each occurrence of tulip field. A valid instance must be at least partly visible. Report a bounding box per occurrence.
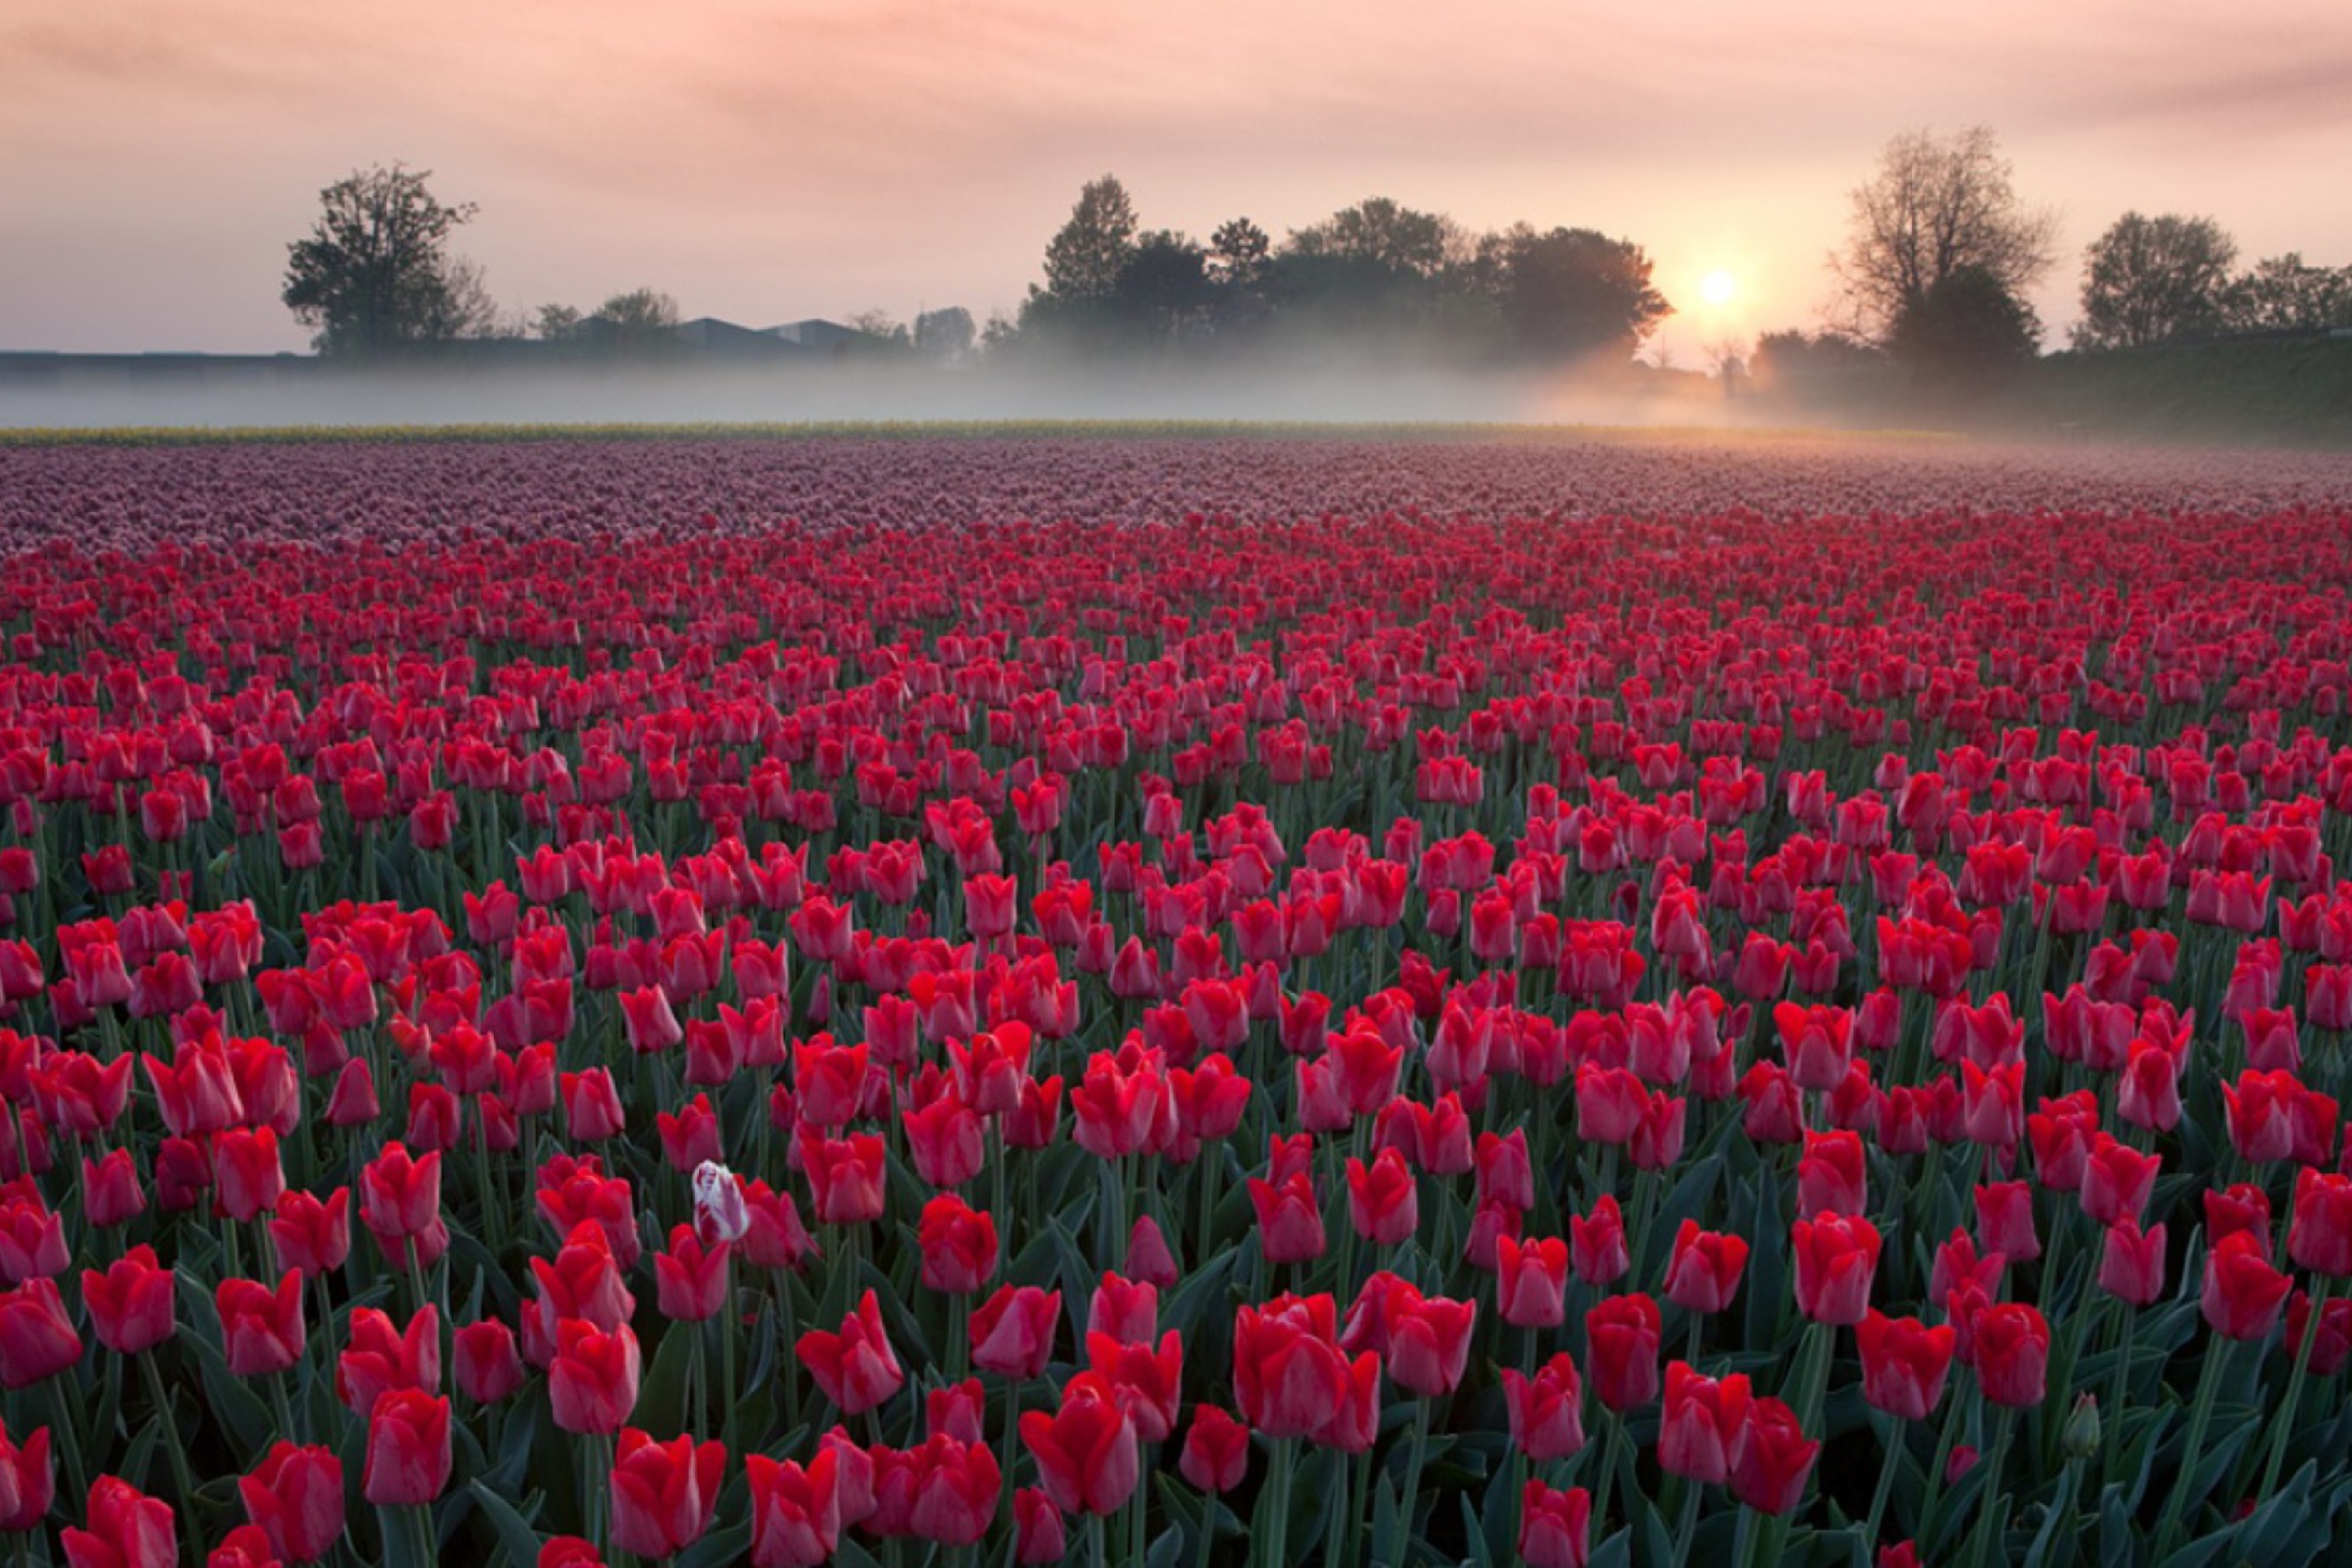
[7,429,2352,1568]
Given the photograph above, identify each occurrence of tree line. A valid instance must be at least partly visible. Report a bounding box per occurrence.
[1763,125,2352,394]
[998,176,1673,365]
[276,167,1671,365]
[281,147,2348,376]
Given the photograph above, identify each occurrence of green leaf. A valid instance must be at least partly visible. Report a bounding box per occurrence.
[466,1480,547,1568]
[1587,1523,1633,1568]
[635,1316,700,1434]
[677,1521,753,1568]
[1371,1472,1402,1568]
[176,1304,276,1455]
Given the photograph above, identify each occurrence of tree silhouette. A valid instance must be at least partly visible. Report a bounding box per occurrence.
[2074,214,2237,350]
[282,165,479,357]
[1831,127,2057,343]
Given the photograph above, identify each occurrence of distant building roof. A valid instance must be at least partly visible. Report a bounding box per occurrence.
[760,318,862,350]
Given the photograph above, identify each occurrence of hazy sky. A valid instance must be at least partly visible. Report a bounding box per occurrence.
[5,0,2349,360]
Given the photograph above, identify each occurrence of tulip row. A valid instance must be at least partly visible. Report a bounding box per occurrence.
[0,435,2350,1568]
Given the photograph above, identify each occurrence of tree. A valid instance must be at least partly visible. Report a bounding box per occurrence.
[1040,176,1139,305]
[1287,197,1458,278]
[2222,254,2352,332]
[915,307,977,359]
[593,288,679,332]
[2074,213,2236,350]
[1207,219,1272,292]
[1111,231,1216,345]
[1494,226,1672,361]
[1886,263,2040,387]
[1830,127,2058,343]
[532,303,585,341]
[439,256,512,340]
[282,165,479,357]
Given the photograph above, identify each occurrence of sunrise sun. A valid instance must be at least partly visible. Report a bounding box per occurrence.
[1699,269,1739,307]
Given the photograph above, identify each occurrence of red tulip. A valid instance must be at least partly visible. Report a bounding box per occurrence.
[207,1523,279,1568]
[797,1290,905,1415]
[1855,1310,1955,1421]
[917,1195,998,1295]
[1729,1396,1820,1514]
[1015,1486,1066,1565]
[238,1443,345,1564]
[2082,1138,2162,1234]
[610,1428,725,1560]
[926,1379,985,1444]
[2290,1167,2352,1278]
[906,1434,999,1547]
[453,1316,523,1405]
[1972,1303,2049,1407]
[1965,1179,2036,1267]
[1584,1292,1662,1411]
[1659,1361,1753,1484]
[1125,1216,1179,1288]
[1796,1129,1866,1218]
[1792,1213,1881,1325]
[746,1449,840,1568]
[81,1149,145,1230]
[1569,1195,1629,1286]
[550,1321,641,1435]
[336,1304,438,1416]
[359,1143,448,1271]
[559,1068,626,1142]
[1232,1293,1367,1443]
[2203,1230,2293,1341]
[1085,1330,1183,1441]
[1661,1220,1749,1316]
[1245,1169,1327,1264]
[800,1131,887,1226]
[268,1188,352,1281]
[1501,1352,1587,1461]
[81,1245,176,1356]
[217,1272,305,1378]
[1178,1405,1250,1492]
[1346,1148,1419,1245]
[970,1285,1060,1379]
[1495,1234,1569,1328]
[653,1226,730,1322]
[61,1476,176,1568]
[1087,1272,1159,1344]
[0,1419,53,1530]
[2097,1219,2167,1307]
[360,1390,450,1506]
[1021,1371,1139,1517]
[1518,1480,1592,1568]
[1384,1286,1477,1397]
[0,1276,79,1388]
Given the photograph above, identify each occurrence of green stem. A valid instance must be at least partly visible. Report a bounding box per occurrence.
[1968,1408,2014,1568]
[1591,1410,1625,1551]
[271,1370,303,1448]
[1400,1396,1433,1556]
[1862,1412,1903,1548]
[719,1259,740,1453]
[1668,1468,1704,1568]
[2256,1275,2332,1504]
[140,1352,200,1515]
[1259,1437,1295,1568]
[2154,1339,2231,1557]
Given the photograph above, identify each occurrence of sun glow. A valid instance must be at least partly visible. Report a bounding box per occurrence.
[1699,270,1738,308]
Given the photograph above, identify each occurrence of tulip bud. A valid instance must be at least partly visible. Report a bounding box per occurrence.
[2063,1392,2101,1459]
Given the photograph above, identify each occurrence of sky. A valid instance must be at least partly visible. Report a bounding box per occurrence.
[4,0,2350,362]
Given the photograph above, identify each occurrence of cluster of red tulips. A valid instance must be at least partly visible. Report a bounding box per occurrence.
[0,433,2349,1568]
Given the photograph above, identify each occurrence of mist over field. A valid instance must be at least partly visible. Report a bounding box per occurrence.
[0,356,1779,434]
